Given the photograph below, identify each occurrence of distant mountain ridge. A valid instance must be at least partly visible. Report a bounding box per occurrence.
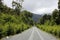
[32,14,42,22]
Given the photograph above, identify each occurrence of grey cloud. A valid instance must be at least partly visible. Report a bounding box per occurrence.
[22,0,58,14]
[3,0,58,14]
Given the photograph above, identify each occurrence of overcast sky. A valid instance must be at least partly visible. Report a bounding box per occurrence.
[3,0,58,15]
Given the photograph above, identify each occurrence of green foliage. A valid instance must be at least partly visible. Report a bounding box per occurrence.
[52,9,59,19]
[38,1,60,25]
[37,25,60,38]
[58,0,60,24]
[39,9,60,25]
[52,9,60,24]
[20,10,34,25]
[58,0,60,9]
[12,0,23,15]
[39,14,51,24]
[0,13,32,39]
[37,1,60,39]
[0,0,33,39]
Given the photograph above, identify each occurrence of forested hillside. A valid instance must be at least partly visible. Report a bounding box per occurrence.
[0,0,34,39]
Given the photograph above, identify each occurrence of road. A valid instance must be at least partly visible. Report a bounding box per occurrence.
[2,27,57,40]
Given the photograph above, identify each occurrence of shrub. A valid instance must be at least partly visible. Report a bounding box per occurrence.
[37,25,60,38]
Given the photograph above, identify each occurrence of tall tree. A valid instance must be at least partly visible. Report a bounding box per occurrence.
[58,0,60,16]
[58,0,60,10]
[58,0,60,24]
[12,0,23,15]
[52,9,58,19]
[0,0,3,13]
[52,9,59,24]
[0,0,3,5]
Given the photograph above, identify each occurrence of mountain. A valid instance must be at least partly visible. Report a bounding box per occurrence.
[32,14,42,22]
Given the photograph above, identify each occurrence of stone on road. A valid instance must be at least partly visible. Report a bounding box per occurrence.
[2,27,57,40]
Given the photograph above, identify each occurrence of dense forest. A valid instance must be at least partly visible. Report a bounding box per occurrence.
[37,0,60,38]
[0,0,34,39]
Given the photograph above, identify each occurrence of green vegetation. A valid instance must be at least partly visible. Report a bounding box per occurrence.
[0,0,33,39]
[37,25,60,38]
[0,0,60,39]
[36,0,60,38]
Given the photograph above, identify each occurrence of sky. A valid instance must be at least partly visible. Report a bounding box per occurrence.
[3,0,58,15]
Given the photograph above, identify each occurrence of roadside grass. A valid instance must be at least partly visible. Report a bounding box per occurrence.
[37,25,60,39]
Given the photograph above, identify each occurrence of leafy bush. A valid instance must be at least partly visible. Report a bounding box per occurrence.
[0,0,33,39]
[37,25,60,38]
[0,13,33,39]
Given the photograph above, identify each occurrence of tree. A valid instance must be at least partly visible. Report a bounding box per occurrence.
[12,0,23,15]
[0,0,3,13]
[58,0,60,24]
[20,10,33,25]
[0,0,2,4]
[52,9,60,24]
[39,14,51,24]
[58,0,60,10]
[52,9,59,19]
